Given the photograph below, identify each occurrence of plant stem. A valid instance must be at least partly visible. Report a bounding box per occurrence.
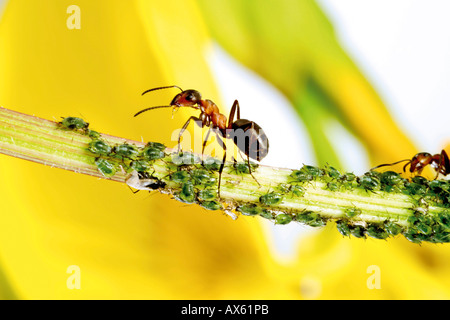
[1,106,449,244]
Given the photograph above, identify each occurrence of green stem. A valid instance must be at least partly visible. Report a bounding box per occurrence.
[1,106,449,244]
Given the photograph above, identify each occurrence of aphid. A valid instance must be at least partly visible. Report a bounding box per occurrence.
[350,225,367,239]
[357,174,380,192]
[88,139,112,156]
[259,192,283,206]
[126,170,166,193]
[114,143,139,160]
[237,204,263,216]
[134,85,269,197]
[345,207,361,218]
[198,189,217,201]
[371,150,450,180]
[191,169,216,187]
[170,170,191,183]
[130,160,151,172]
[94,158,116,178]
[296,211,326,227]
[141,142,166,161]
[384,220,403,236]
[177,182,196,203]
[366,225,389,240]
[200,200,223,211]
[59,116,89,131]
[336,220,351,237]
[290,165,324,183]
[275,214,292,225]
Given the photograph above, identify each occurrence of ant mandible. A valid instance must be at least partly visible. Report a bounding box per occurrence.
[134,85,269,196]
[371,149,450,179]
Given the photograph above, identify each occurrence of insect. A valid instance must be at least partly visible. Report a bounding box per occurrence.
[125,170,166,193]
[134,85,269,196]
[371,150,450,180]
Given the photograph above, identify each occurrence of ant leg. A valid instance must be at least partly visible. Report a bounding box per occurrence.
[434,150,450,180]
[201,127,213,163]
[215,134,227,198]
[245,122,261,187]
[227,100,241,128]
[178,116,202,153]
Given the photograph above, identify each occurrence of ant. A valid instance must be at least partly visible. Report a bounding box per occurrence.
[134,85,269,197]
[371,149,450,179]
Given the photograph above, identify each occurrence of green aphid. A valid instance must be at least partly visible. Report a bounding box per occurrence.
[202,156,222,171]
[60,116,89,131]
[384,221,403,236]
[232,161,258,175]
[437,211,450,229]
[259,192,283,206]
[327,166,342,180]
[350,225,366,239]
[172,152,200,165]
[130,160,150,172]
[290,165,324,183]
[87,129,101,139]
[198,189,217,201]
[290,185,305,197]
[145,141,166,151]
[431,231,450,243]
[178,182,196,203]
[380,171,404,191]
[345,207,361,218]
[88,139,112,156]
[259,209,274,219]
[341,172,356,182]
[114,143,139,160]
[366,225,389,240]
[275,214,293,225]
[200,200,223,211]
[170,170,190,183]
[416,222,432,235]
[336,220,351,237]
[357,174,380,192]
[403,229,424,244]
[191,169,216,187]
[289,170,312,183]
[142,145,165,161]
[95,158,116,178]
[404,177,429,196]
[296,211,325,227]
[327,182,339,192]
[237,204,263,216]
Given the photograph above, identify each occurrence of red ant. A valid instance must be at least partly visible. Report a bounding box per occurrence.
[134,85,269,196]
[371,149,450,179]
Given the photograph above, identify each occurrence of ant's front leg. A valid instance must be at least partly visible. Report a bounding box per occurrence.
[177,115,202,154]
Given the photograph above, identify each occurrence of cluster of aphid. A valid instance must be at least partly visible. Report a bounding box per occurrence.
[59,116,248,213]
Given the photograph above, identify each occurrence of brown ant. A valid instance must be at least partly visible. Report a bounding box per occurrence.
[134,85,269,196]
[371,149,450,179]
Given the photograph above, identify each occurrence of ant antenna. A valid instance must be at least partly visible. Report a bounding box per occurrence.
[134,105,173,117]
[370,159,411,172]
[141,85,183,96]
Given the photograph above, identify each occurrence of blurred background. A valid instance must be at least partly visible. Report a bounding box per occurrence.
[0,0,449,299]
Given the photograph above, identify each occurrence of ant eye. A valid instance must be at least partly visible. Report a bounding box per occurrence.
[185,94,194,101]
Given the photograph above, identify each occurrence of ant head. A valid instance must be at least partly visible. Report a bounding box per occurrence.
[170,90,202,108]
